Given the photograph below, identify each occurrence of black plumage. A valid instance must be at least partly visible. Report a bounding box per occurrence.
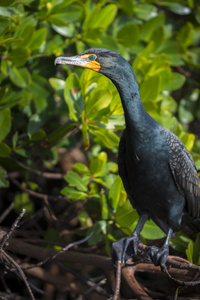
[55,48,200,268]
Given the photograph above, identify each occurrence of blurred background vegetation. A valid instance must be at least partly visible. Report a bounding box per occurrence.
[0,0,200,297]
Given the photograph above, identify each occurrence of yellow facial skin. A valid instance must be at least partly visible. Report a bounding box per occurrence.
[54,54,101,72]
[79,54,101,72]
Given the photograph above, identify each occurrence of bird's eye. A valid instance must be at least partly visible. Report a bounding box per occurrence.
[89,55,96,61]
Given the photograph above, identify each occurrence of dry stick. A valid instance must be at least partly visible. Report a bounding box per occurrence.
[10,177,66,202]
[10,178,59,221]
[18,231,94,271]
[9,157,64,179]
[5,238,113,271]
[58,262,110,298]
[0,209,26,250]
[5,237,115,292]
[122,266,152,300]
[0,202,14,224]
[113,260,122,300]
[164,265,200,286]
[0,209,35,300]
[1,250,35,300]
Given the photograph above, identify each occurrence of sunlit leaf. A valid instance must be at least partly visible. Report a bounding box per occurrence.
[117,24,140,47]
[64,171,88,192]
[9,66,31,88]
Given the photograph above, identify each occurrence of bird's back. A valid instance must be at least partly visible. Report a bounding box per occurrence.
[118,124,200,231]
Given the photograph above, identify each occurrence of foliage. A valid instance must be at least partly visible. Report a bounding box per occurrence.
[0,0,200,264]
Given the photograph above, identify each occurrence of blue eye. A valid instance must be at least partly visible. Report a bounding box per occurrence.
[89,55,96,61]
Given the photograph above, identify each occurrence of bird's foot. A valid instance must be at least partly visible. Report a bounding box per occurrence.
[111,233,140,266]
[146,244,169,271]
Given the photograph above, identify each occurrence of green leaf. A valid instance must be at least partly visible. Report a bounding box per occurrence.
[17,24,35,48]
[64,73,81,121]
[83,4,117,32]
[177,22,194,52]
[88,220,107,245]
[165,73,185,92]
[61,186,88,200]
[108,175,124,211]
[91,127,119,149]
[29,129,46,141]
[141,13,165,42]
[9,66,31,88]
[193,233,200,265]
[47,123,76,144]
[29,28,47,51]
[14,192,34,216]
[117,24,140,47]
[163,2,191,15]
[179,131,195,152]
[29,75,50,100]
[170,232,191,253]
[72,163,89,175]
[47,4,83,25]
[118,0,134,16]
[147,55,172,92]
[150,26,165,51]
[90,152,107,175]
[78,210,93,227]
[141,220,166,240]
[85,89,112,120]
[134,3,158,20]
[100,194,109,220]
[0,108,11,142]
[49,78,65,90]
[64,171,88,192]
[27,114,42,137]
[186,240,194,263]
[12,131,18,148]
[140,74,160,102]
[157,40,184,66]
[0,142,11,157]
[0,0,14,6]
[115,198,139,231]
[81,111,89,149]
[8,47,30,67]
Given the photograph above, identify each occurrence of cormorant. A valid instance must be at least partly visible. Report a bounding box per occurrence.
[55,49,200,269]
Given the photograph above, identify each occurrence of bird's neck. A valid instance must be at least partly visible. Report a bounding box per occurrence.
[111,69,153,135]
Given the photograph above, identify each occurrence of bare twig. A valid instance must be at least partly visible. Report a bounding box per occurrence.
[1,250,35,300]
[10,178,61,221]
[113,260,122,300]
[19,231,94,270]
[10,177,65,202]
[8,157,64,179]
[0,209,26,250]
[58,262,109,297]
[0,202,14,224]
[164,265,200,286]
[0,209,35,300]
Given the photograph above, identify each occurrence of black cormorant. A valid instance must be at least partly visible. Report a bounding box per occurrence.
[55,48,200,269]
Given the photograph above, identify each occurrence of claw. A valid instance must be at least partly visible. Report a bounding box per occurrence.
[111,214,149,266]
[146,245,169,271]
[112,234,140,265]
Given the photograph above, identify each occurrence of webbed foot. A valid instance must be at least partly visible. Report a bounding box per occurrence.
[146,244,169,271]
[111,233,140,265]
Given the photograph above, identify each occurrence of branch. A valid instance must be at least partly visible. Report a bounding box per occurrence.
[0,209,35,300]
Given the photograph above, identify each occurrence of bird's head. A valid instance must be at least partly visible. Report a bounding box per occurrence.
[54,48,128,80]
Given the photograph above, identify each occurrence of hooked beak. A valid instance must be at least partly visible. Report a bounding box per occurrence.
[54,55,101,72]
